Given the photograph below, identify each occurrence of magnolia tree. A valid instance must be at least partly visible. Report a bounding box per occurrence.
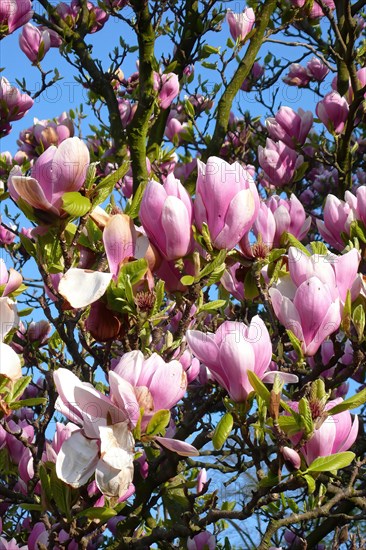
[0,0,366,548]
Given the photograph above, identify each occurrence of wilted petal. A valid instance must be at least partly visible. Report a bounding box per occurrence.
[95,456,134,498]
[58,268,112,308]
[56,430,99,487]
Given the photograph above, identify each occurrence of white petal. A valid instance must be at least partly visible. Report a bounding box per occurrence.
[99,422,135,470]
[58,268,112,308]
[95,457,134,498]
[0,342,22,380]
[0,297,19,341]
[56,430,99,488]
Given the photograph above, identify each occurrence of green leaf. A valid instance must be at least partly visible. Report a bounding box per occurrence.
[85,162,98,189]
[327,386,366,415]
[76,507,117,521]
[198,249,226,280]
[199,299,226,312]
[11,376,31,401]
[62,192,91,218]
[281,232,310,256]
[305,451,355,473]
[286,329,304,360]
[145,409,171,436]
[353,303,365,341]
[303,474,316,493]
[125,179,146,220]
[298,397,314,436]
[180,275,195,286]
[50,465,73,519]
[247,370,270,406]
[19,503,42,511]
[10,397,47,410]
[184,99,195,119]
[212,412,233,450]
[39,464,53,505]
[19,232,36,257]
[92,161,130,208]
[349,220,366,244]
[310,241,329,255]
[276,415,301,436]
[18,307,34,317]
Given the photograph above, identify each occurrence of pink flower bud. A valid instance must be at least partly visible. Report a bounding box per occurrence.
[0,77,33,136]
[197,468,207,493]
[283,63,310,87]
[226,8,255,42]
[19,23,51,64]
[258,139,303,187]
[0,0,33,37]
[282,446,301,469]
[306,57,329,81]
[140,175,193,260]
[194,156,259,249]
[316,91,349,134]
[266,107,313,149]
[187,531,216,550]
[154,72,180,109]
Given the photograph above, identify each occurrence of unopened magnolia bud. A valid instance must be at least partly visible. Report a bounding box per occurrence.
[282,446,301,470]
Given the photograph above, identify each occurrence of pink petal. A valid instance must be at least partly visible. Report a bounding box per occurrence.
[155,436,199,456]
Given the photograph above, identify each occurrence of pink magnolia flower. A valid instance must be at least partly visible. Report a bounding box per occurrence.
[316,91,349,134]
[282,446,301,469]
[0,0,33,37]
[289,398,358,465]
[154,72,180,109]
[0,77,33,136]
[269,271,341,357]
[221,262,245,301]
[241,62,264,91]
[187,316,275,402]
[244,194,311,252]
[316,193,356,251]
[226,8,255,42]
[194,156,259,249]
[8,137,90,216]
[258,139,303,187]
[266,107,313,149]
[287,246,361,305]
[187,531,216,550]
[0,259,22,297]
[290,0,335,18]
[283,63,311,87]
[306,57,329,81]
[102,213,137,278]
[17,112,74,159]
[111,350,187,428]
[118,98,136,128]
[140,175,193,261]
[19,23,51,64]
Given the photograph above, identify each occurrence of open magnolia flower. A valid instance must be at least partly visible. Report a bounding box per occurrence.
[54,368,136,497]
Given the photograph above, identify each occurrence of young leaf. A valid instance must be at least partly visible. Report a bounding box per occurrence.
[212,412,233,450]
[326,387,366,415]
[62,192,91,218]
[305,451,355,473]
[247,370,270,406]
[145,410,171,436]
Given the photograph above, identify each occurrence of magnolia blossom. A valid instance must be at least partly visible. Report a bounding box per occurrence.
[187,316,295,401]
[316,91,349,134]
[0,0,33,37]
[258,139,303,187]
[140,175,193,260]
[154,72,180,109]
[289,398,358,465]
[0,259,23,297]
[19,23,51,63]
[0,342,22,381]
[0,77,34,136]
[53,368,135,497]
[316,193,355,251]
[269,252,343,356]
[266,107,313,149]
[9,137,90,216]
[111,350,187,428]
[226,8,255,42]
[194,156,259,249]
